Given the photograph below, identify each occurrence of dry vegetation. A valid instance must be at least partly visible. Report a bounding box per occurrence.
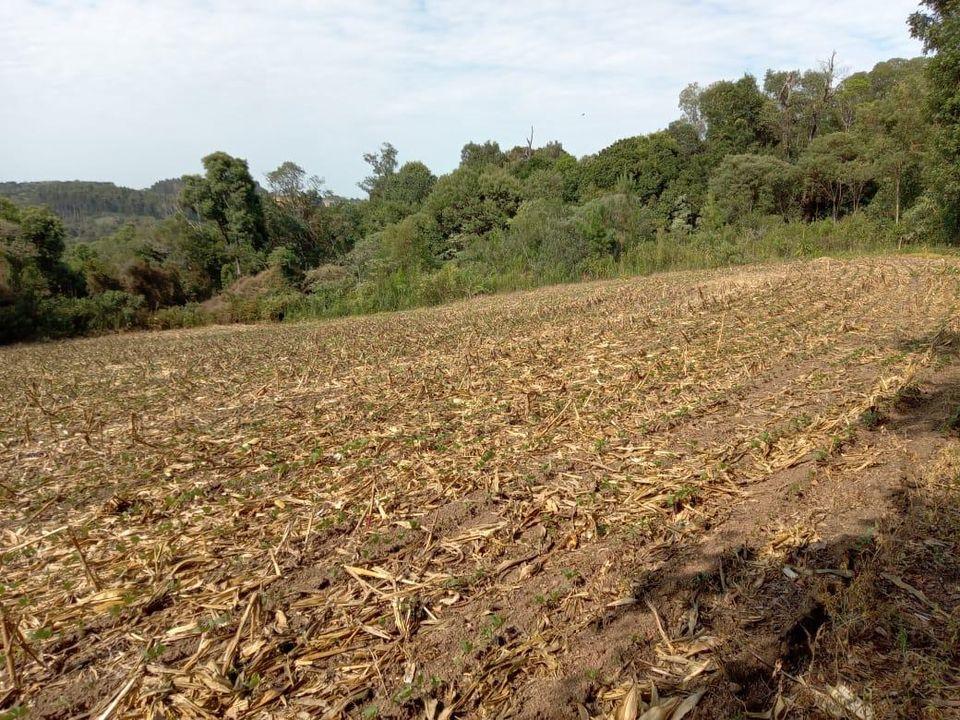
[1,255,959,719]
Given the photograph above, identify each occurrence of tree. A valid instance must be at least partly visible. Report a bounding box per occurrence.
[460,141,505,168]
[910,0,960,241]
[698,75,774,161]
[679,83,707,140]
[799,132,874,220]
[359,142,399,198]
[423,165,522,256]
[506,200,588,279]
[180,152,268,253]
[266,161,324,220]
[382,162,436,207]
[708,154,800,223]
[361,160,436,233]
[579,132,682,201]
[801,53,840,142]
[121,259,184,310]
[856,65,929,224]
[18,207,66,279]
[574,193,656,260]
[0,205,75,296]
[379,212,444,269]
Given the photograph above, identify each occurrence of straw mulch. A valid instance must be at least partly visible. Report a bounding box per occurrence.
[1,256,958,719]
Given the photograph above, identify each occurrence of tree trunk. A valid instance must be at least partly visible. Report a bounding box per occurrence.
[895,170,901,225]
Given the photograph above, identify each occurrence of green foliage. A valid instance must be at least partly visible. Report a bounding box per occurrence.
[150,302,208,330]
[698,75,774,159]
[359,142,399,198]
[379,212,443,269]
[503,200,588,281]
[423,165,522,251]
[0,179,180,243]
[460,141,505,168]
[911,0,960,241]
[362,161,437,232]
[181,151,268,250]
[579,132,682,201]
[708,154,800,223]
[799,132,875,219]
[266,246,303,287]
[574,194,658,261]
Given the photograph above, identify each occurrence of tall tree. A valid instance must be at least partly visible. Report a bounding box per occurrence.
[910,0,960,241]
[856,63,929,224]
[460,141,505,168]
[180,152,268,252]
[799,132,874,220]
[359,142,399,198]
[698,75,774,162]
[266,161,324,220]
[678,83,707,140]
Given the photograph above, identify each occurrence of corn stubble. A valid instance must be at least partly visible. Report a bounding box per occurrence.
[0,256,958,719]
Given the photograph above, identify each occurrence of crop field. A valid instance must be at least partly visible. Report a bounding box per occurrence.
[1,256,959,719]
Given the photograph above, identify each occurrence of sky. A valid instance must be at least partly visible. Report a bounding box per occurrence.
[1,0,923,196]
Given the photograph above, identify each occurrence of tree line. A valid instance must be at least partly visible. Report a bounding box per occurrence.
[1,1,957,344]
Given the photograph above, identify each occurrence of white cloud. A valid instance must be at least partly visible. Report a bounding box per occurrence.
[0,0,922,193]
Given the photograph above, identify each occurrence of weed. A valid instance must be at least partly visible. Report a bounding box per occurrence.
[859,407,885,429]
[142,642,167,662]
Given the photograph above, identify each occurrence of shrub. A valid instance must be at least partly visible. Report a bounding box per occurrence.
[150,303,209,330]
[86,291,148,332]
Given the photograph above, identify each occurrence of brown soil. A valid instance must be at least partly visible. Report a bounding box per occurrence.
[0,256,958,719]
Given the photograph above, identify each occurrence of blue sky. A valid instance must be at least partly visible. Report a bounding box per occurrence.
[1,0,922,196]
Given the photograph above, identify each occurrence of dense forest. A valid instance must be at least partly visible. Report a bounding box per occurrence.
[2,1,957,344]
[0,179,183,243]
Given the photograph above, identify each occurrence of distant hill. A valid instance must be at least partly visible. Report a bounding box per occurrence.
[0,179,182,242]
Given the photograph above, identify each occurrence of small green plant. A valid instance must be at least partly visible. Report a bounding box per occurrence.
[666,485,699,509]
[481,613,505,641]
[142,642,167,662]
[29,626,53,641]
[476,448,495,468]
[243,672,261,691]
[859,407,885,429]
[560,567,580,581]
[392,682,416,704]
[534,589,564,609]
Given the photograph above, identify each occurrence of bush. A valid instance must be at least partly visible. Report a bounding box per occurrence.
[267,245,303,284]
[0,295,40,344]
[86,291,148,332]
[414,263,489,306]
[31,291,147,339]
[898,195,945,246]
[504,200,585,280]
[257,292,303,322]
[150,303,209,330]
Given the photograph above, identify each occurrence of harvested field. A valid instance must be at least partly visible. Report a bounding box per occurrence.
[1,255,959,719]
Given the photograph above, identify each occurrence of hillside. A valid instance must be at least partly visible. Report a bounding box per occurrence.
[1,255,958,719]
[0,180,181,242]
